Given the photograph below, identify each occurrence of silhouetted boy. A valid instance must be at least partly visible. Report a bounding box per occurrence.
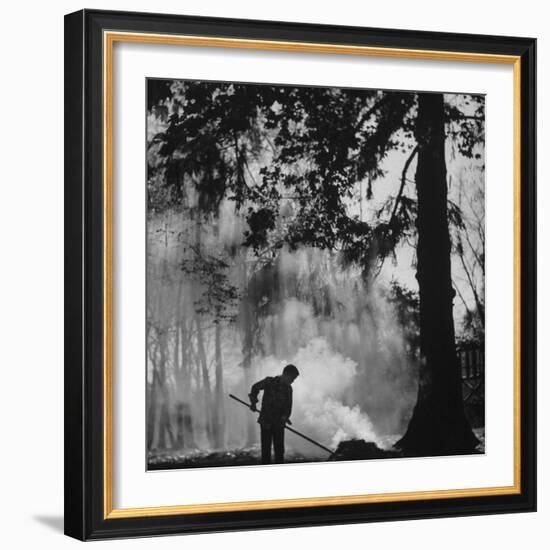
[249,364,300,464]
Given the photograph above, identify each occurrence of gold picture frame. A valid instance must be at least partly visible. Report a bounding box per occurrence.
[65,9,536,540]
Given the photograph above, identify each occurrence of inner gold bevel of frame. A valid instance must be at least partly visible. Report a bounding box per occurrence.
[103,30,522,520]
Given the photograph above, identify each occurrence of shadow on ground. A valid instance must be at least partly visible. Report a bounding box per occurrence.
[33,515,64,533]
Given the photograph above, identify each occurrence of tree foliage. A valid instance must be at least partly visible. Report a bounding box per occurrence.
[149,81,483,285]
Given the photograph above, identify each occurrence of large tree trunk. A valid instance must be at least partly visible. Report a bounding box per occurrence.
[397,93,478,456]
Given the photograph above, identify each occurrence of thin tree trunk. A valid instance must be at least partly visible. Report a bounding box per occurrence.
[173,316,187,450]
[397,93,478,456]
[179,321,197,448]
[457,241,485,325]
[195,316,214,445]
[240,258,257,445]
[147,344,159,451]
[213,323,225,448]
[156,329,172,450]
[159,401,175,450]
[171,278,187,449]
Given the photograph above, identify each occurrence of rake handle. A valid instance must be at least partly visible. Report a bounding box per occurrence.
[228,393,333,454]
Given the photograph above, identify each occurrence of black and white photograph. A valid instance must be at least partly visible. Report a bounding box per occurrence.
[0,0,543,545]
[145,79,486,470]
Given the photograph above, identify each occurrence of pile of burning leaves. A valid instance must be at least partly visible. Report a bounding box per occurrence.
[329,439,400,461]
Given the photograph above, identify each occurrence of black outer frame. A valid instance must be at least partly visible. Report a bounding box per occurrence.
[64,8,536,541]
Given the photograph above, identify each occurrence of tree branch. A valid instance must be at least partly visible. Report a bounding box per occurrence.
[389,145,419,226]
[457,237,485,325]
[356,96,388,130]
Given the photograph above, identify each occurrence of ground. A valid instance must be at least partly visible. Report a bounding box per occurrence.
[147,428,484,470]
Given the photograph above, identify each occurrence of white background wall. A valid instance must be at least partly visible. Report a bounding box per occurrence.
[0,0,546,547]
